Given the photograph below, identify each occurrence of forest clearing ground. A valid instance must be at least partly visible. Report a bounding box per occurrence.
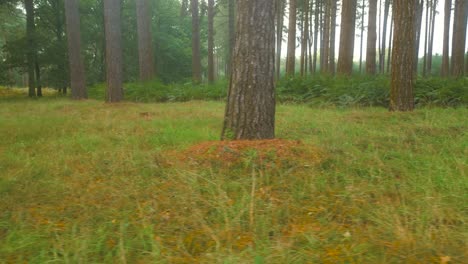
[0,97,467,263]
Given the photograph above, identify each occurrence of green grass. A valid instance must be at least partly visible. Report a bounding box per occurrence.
[0,97,467,263]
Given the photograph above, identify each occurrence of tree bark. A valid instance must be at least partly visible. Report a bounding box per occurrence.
[321,0,330,74]
[451,0,468,77]
[366,0,378,75]
[136,0,155,82]
[337,0,357,75]
[286,0,297,76]
[390,0,415,112]
[422,0,430,76]
[191,0,202,83]
[222,0,276,140]
[386,10,393,74]
[359,0,365,73]
[25,0,36,97]
[441,0,452,77]
[207,0,215,84]
[104,0,124,102]
[65,0,87,99]
[413,0,424,75]
[312,0,320,73]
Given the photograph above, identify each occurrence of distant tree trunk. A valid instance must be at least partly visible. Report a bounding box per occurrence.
[451,0,468,77]
[390,0,415,112]
[366,0,377,75]
[386,11,393,74]
[337,0,357,75]
[301,0,310,77]
[227,0,235,76]
[65,0,87,99]
[25,0,36,97]
[427,0,438,75]
[441,0,452,77]
[286,0,297,76]
[321,0,330,74]
[328,0,337,75]
[207,0,215,84]
[53,0,67,94]
[136,0,155,81]
[103,0,124,102]
[359,0,365,73]
[312,0,320,73]
[414,0,424,75]
[276,0,285,79]
[191,0,202,83]
[380,0,390,73]
[308,4,314,74]
[422,0,430,76]
[35,60,42,97]
[222,0,276,140]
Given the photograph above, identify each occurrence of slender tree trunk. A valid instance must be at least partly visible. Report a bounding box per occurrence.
[227,0,235,76]
[451,0,468,77]
[136,0,155,81]
[104,0,124,102]
[321,0,330,74]
[286,0,297,76]
[222,0,276,140]
[337,0,357,75]
[319,0,325,72]
[25,0,36,97]
[427,0,437,75]
[414,0,424,75]
[359,0,365,73]
[329,0,336,75]
[386,10,393,74]
[390,0,415,112]
[441,0,452,77]
[207,0,215,84]
[276,0,285,79]
[380,0,390,73]
[191,0,202,83]
[422,0,430,76]
[301,0,310,77]
[366,0,378,75]
[313,0,319,73]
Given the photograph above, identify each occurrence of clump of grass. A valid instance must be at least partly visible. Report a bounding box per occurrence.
[0,99,466,263]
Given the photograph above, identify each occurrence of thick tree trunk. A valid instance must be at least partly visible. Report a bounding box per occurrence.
[65,0,87,99]
[390,0,415,112]
[441,0,452,77]
[451,0,468,77]
[286,0,297,76]
[136,0,155,81]
[207,0,215,84]
[222,0,276,140]
[337,0,357,75]
[191,0,202,83]
[104,0,124,102]
[366,0,378,75]
[25,0,36,97]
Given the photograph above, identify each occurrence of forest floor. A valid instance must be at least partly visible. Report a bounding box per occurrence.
[0,94,467,263]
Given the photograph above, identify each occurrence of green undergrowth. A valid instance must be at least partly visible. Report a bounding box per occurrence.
[0,99,467,263]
